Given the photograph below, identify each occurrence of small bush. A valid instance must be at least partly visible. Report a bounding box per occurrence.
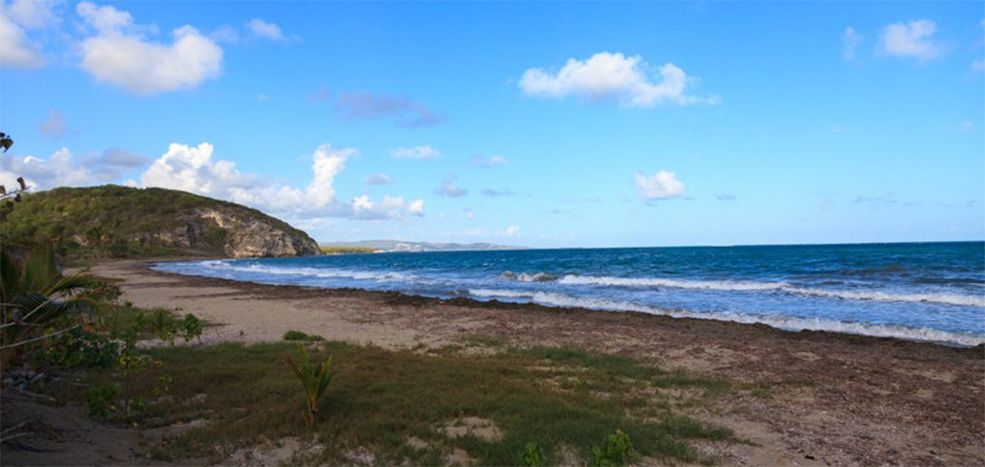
[86,383,121,418]
[283,330,324,342]
[590,429,636,467]
[521,442,546,467]
[179,313,203,343]
[34,327,119,369]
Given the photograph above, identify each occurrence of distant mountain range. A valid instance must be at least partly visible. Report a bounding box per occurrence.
[320,240,525,253]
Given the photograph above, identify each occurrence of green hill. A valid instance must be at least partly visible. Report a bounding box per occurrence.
[0,185,321,259]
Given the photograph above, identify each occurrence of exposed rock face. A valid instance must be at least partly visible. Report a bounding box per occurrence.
[198,208,320,258]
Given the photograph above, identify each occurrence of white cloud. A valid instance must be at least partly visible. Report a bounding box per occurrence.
[877,19,941,62]
[246,18,284,41]
[464,208,474,220]
[139,142,423,221]
[364,173,391,185]
[505,225,520,237]
[972,59,985,73]
[635,170,685,201]
[0,148,103,189]
[8,0,63,30]
[435,175,467,197]
[470,154,510,167]
[0,145,152,190]
[40,110,68,138]
[519,52,712,107]
[842,27,862,60]
[391,145,440,160]
[77,2,223,95]
[76,1,131,32]
[0,10,44,68]
[210,24,238,43]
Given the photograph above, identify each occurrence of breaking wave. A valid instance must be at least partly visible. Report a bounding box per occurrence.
[557,274,985,307]
[469,288,985,346]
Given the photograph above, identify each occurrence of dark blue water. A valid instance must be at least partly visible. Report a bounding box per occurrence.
[155,242,985,346]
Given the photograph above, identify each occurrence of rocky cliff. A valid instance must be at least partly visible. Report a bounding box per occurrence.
[1,185,321,258]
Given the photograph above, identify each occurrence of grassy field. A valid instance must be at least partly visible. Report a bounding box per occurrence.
[63,336,738,465]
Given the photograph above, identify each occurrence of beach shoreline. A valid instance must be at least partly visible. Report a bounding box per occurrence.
[84,259,985,465]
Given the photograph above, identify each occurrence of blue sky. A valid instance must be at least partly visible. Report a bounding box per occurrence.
[1,1,983,248]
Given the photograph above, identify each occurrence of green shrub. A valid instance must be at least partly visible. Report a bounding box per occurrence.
[590,429,636,467]
[179,313,203,343]
[34,327,119,369]
[283,330,324,341]
[521,442,546,467]
[85,383,121,418]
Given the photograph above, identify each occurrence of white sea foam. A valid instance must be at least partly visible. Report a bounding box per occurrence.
[501,271,557,282]
[783,287,985,307]
[472,288,985,346]
[469,288,535,299]
[559,275,787,291]
[191,261,412,282]
[558,274,985,307]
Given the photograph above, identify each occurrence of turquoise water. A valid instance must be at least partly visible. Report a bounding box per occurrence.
[156,242,985,346]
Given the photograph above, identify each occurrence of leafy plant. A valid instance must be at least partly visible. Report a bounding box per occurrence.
[521,441,546,467]
[283,330,324,341]
[179,313,203,343]
[33,326,119,368]
[85,383,121,418]
[1,245,104,365]
[590,429,636,467]
[149,308,177,343]
[283,345,333,428]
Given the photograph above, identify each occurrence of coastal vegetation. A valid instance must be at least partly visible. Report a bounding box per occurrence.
[319,246,378,255]
[0,185,320,259]
[54,338,734,465]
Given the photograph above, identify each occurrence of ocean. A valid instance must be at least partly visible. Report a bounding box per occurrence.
[154,242,985,346]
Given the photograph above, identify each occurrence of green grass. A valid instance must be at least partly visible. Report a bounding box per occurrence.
[65,341,735,465]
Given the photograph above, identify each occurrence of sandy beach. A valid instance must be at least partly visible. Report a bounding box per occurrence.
[72,260,984,466]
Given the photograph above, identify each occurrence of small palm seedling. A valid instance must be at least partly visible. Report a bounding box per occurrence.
[590,429,636,467]
[283,345,334,428]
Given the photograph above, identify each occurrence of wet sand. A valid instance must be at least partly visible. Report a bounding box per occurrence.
[89,260,985,466]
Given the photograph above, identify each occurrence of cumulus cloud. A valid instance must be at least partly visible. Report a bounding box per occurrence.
[519,52,713,107]
[95,148,151,168]
[77,1,223,95]
[246,18,284,41]
[336,91,444,127]
[877,19,941,62]
[0,9,44,68]
[1,147,104,189]
[40,110,68,138]
[391,145,440,160]
[470,154,509,168]
[435,175,467,198]
[138,142,423,221]
[364,173,392,185]
[634,170,685,201]
[505,225,520,237]
[842,27,862,60]
[8,0,63,30]
[0,145,153,190]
